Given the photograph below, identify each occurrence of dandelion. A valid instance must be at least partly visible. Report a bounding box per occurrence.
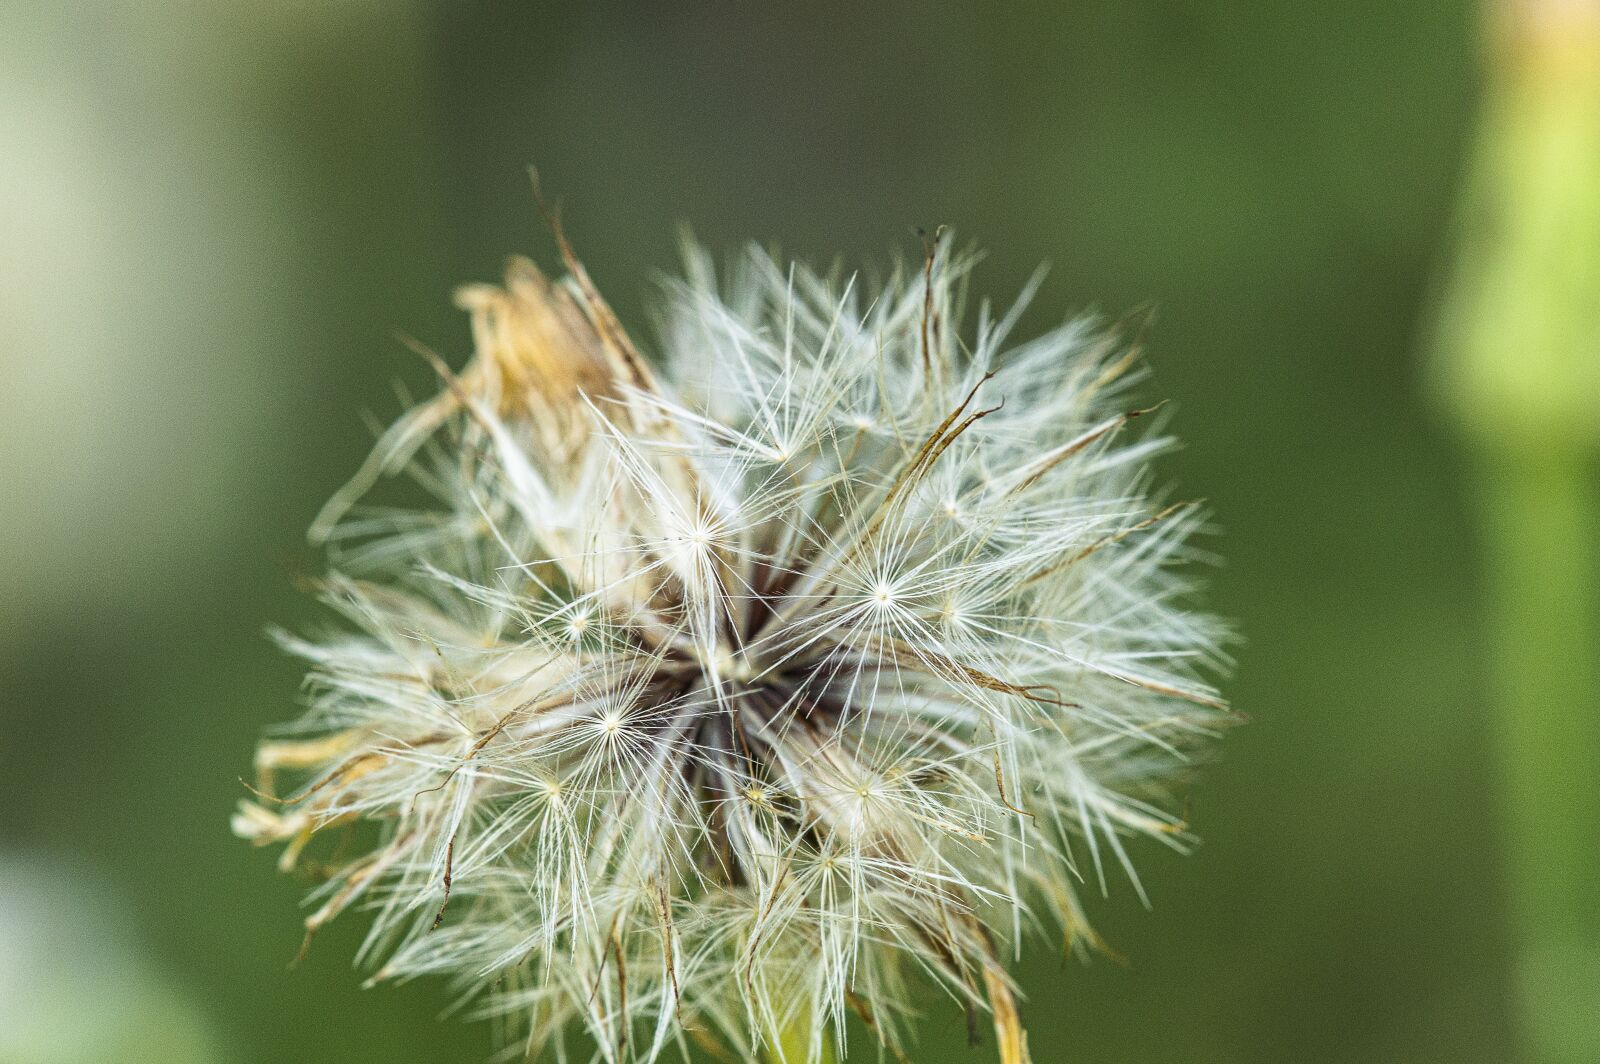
[236,221,1232,1063]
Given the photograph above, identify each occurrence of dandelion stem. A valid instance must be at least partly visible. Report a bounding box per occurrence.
[1476,452,1600,1063]
[1431,1,1600,1058]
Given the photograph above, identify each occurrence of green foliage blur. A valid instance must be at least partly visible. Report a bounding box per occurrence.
[1,2,1515,1062]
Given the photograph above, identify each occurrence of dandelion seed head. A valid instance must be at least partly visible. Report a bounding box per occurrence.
[238,230,1232,1063]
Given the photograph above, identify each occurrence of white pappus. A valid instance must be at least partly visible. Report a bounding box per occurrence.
[235,226,1233,1064]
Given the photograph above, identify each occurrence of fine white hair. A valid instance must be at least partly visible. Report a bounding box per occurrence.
[238,231,1231,1064]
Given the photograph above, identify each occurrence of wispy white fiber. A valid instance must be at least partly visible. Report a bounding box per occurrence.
[237,232,1231,1063]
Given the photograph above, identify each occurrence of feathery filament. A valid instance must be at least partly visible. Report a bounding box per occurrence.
[237,233,1231,1064]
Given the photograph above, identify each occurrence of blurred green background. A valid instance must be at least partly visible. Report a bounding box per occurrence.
[0,1,1539,1062]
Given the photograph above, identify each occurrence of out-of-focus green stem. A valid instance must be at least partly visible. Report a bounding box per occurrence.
[1431,1,1600,1060]
[764,1008,837,1064]
[1477,450,1600,1063]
